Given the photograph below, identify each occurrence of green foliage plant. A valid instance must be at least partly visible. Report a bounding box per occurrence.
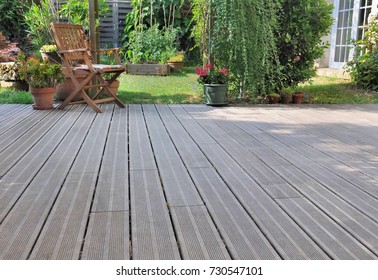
[23,0,59,48]
[126,24,178,64]
[276,0,333,89]
[347,15,378,91]
[17,52,64,88]
[0,1,29,51]
[59,0,109,31]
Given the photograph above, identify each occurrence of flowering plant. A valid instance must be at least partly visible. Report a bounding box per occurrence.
[17,52,64,88]
[196,64,229,84]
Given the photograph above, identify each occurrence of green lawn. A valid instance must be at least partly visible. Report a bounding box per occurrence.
[1,70,378,104]
[117,67,203,104]
[299,76,378,104]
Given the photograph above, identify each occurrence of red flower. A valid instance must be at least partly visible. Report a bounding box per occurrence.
[205,64,212,70]
[218,68,228,74]
[195,68,208,77]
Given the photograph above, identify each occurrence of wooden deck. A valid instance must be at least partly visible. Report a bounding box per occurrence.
[0,103,377,260]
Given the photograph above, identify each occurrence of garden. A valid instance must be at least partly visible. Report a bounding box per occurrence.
[1,0,378,106]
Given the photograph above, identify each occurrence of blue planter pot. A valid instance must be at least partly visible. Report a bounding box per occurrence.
[203,84,228,106]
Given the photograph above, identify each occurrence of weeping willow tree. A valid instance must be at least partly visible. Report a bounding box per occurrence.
[192,0,281,97]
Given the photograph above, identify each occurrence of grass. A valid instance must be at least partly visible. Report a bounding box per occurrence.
[117,67,203,104]
[1,69,378,104]
[0,88,32,104]
[299,76,378,104]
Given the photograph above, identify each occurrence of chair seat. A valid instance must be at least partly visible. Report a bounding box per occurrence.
[74,64,125,71]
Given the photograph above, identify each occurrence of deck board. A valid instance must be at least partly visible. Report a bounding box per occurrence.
[0,104,377,260]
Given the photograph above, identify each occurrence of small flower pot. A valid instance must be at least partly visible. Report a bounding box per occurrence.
[293,92,305,104]
[281,94,293,104]
[268,94,280,104]
[168,61,184,72]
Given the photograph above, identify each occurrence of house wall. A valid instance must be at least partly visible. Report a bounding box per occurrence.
[318,0,335,68]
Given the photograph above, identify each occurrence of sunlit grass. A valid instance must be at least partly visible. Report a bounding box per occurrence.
[299,76,378,104]
[117,67,203,104]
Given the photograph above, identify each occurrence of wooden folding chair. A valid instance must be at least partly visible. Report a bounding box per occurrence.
[51,23,126,113]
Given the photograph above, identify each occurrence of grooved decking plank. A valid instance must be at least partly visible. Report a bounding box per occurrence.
[0,106,38,136]
[170,205,230,260]
[130,170,180,260]
[0,107,97,260]
[29,105,114,259]
[276,197,377,259]
[0,106,86,222]
[129,104,156,171]
[0,104,29,126]
[261,139,378,222]
[273,165,378,255]
[0,109,71,177]
[142,104,203,207]
[92,106,129,212]
[188,167,281,259]
[81,211,130,260]
[156,105,212,168]
[196,144,328,259]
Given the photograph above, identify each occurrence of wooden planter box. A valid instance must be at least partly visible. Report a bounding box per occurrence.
[126,63,170,76]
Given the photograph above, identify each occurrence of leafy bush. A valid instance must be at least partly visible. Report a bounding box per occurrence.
[275,0,334,89]
[347,15,378,91]
[0,1,29,50]
[126,25,178,64]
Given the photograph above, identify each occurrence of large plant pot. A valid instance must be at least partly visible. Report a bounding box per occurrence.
[29,87,56,110]
[107,79,120,95]
[167,61,184,72]
[56,77,86,101]
[203,84,228,106]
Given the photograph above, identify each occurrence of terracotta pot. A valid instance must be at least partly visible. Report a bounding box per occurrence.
[167,61,184,72]
[268,95,280,104]
[281,94,293,104]
[293,92,305,104]
[107,79,120,95]
[56,78,86,101]
[29,87,56,110]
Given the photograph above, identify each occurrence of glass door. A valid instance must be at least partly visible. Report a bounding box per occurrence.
[330,0,378,68]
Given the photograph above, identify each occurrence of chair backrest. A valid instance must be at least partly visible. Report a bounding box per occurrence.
[51,23,92,64]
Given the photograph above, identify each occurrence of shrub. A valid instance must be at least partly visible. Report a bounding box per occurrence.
[347,15,378,91]
[275,0,333,89]
[0,1,29,50]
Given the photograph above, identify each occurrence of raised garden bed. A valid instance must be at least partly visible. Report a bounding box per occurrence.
[126,63,170,76]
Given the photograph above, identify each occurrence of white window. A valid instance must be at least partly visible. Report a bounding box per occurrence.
[330,0,378,68]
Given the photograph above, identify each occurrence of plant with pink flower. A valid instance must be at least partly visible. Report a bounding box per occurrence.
[195,64,229,84]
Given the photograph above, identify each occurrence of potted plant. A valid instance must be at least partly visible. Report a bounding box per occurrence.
[196,64,229,106]
[17,52,64,109]
[267,93,280,104]
[280,88,293,104]
[293,91,305,104]
[167,51,185,72]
